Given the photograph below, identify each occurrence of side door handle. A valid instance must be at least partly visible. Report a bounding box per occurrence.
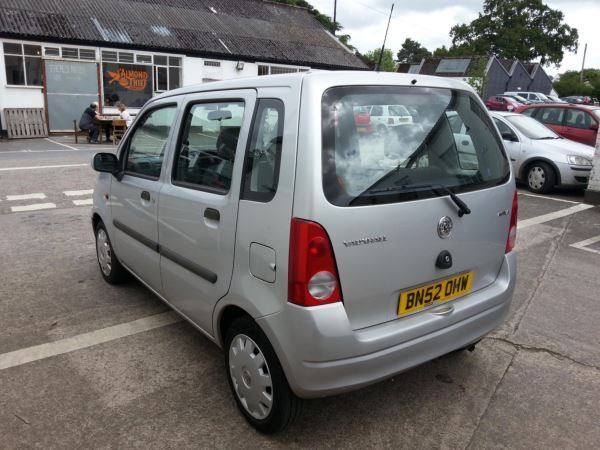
[204,208,220,222]
[140,190,151,201]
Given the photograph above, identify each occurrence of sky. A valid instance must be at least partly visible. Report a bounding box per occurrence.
[307,0,599,76]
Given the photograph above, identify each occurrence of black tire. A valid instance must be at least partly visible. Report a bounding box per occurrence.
[526,161,556,194]
[224,316,303,434]
[94,221,127,284]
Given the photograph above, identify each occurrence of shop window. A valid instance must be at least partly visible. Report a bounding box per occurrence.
[119,52,134,63]
[102,61,153,107]
[61,47,79,59]
[3,43,42,86]
[102,51,118,62]
[79,49,96,60]
[45,47,60,57]
[153,55,182,92]
[137,54,152,64]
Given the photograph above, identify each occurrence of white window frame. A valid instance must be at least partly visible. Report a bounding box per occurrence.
[257,63,310,76]
[2,40,43,87]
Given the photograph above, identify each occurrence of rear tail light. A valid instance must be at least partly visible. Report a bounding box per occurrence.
[506,191,518,253]
[288,218,342,307]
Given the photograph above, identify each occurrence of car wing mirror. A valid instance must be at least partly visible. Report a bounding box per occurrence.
[501,131,518,142]
[92,152,120,175]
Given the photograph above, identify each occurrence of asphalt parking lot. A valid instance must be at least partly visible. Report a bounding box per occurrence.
[0,136,599,449]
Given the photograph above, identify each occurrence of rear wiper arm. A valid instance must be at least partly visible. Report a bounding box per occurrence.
[418,184,471,217]
[368,183,471,217]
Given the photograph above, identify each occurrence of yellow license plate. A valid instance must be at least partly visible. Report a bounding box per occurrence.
[398,271,474,316]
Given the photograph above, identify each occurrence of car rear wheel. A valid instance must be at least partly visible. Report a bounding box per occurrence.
[225,316,303,434]
[95,222,127,284]
[527,162,555,194]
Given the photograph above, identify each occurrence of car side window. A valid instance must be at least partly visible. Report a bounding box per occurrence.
[565,109,592,129]
[493,118,518,142]
[539,108,564,125]
[172,101,245,193]
[522,107,538,118]
[242,99,284,202]
[370,106,383,116]
[124,105,177,179]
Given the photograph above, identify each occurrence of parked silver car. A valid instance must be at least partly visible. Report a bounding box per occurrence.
[490,112,594,193]
[91,72,518,433]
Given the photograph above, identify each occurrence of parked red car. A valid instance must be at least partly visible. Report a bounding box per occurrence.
[485,95,525,112]
[353,107,372,133]
[520,104,600,146]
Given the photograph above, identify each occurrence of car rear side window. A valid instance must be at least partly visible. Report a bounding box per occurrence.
[242,99,284,202]
[539,107,564,125]
[522,107,539,118]
[124,105,177,179]
[565,109,592,129]
[321,86,509,207]
[172,101,245,193]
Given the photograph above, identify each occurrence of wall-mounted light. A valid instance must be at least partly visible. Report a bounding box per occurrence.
[236,61,245,71]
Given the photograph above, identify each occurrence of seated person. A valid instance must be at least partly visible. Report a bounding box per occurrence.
[78,102,111,143]
[116,101,133,127]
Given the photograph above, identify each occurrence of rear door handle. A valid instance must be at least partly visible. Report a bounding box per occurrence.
[204,208,220,222]
[140,190,151,201]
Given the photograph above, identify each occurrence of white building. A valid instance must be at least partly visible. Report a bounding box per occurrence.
[0,0,365,135]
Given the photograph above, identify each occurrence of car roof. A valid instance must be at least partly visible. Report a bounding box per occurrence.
[148,71,475,105]
[522,103,600,110]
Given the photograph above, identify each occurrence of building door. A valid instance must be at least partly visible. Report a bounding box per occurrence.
[45,60,98,132]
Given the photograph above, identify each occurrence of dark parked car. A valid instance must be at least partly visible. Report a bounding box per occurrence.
[520,104,600,146]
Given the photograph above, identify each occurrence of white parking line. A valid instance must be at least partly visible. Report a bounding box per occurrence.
[64,189,94,197]
[0,312,181,371]
[0,163,88,172]
[570,235,600,255]
[44,137,78,151]
[10,203,57,212]
[517,192,581,204]
[6,193,47,201]
[72,198,93,206]
[517,204,594,229]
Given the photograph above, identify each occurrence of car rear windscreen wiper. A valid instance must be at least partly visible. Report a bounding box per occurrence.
[368,183,472,217]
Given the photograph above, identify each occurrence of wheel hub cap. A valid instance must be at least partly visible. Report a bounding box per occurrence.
[96,229,112,276]
[229,334,273,420]
[528,166,545,190]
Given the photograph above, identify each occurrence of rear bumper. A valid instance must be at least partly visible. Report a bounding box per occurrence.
[258,252,516,398]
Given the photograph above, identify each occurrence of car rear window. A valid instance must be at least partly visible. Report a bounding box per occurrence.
[321,86,510,207]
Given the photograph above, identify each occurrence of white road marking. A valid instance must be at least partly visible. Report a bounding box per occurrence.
[570,235,600,255]
[0,312,181,371]
[44,137,79,151]
[6,193,47,201]
[517,191,581,204]
[72,198,93,206]
[0,163,88,171]
[64,189,94,197]
[518,204,595,229]
[10,203,57,212]
[0,149,96,154]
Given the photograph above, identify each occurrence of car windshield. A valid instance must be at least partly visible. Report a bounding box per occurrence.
[321,86,510,207]
[505,114,558,139]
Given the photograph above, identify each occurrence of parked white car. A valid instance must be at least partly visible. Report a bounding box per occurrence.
[367,104,413,133]
[490,112,593,193]
[503,91,551,103]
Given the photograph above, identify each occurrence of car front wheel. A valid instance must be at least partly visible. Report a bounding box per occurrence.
[95,222,127,284]
[225,316,303,434]
[527,162,556,194]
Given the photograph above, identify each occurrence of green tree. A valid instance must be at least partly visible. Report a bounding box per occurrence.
[363,48,396,72]
[554,69,600,99]
[396,38,431,63]
[450,0,578,66]
[432,45,474,58]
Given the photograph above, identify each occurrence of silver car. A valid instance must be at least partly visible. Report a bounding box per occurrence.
[91,72,517,433]
[491,112,594,193]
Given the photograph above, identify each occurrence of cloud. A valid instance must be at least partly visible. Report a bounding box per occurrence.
[307,0,599,74]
